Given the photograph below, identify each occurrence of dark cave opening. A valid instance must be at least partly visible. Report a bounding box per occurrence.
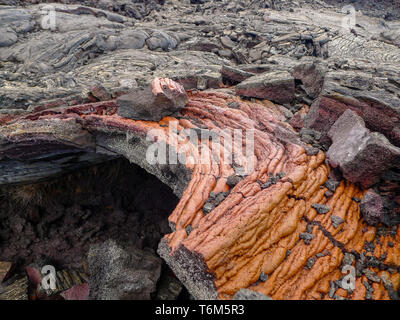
[0,158,179,275]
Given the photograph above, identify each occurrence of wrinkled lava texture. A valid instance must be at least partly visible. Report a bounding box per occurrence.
[1,87,399,300]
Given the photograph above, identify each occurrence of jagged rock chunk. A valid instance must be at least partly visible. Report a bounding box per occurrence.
[117,78,188,121]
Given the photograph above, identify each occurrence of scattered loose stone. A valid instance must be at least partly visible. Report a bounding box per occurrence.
[236,71,295,105]
[312,204,331,214]
[305,257,316,270]
[331,215,344,229]
[325,179,340,193]
[300,232,315,245]
[360,189,384,226]
[325,191,333,198]
[259,272,268,282]
[342,253,355,266]
[202,201,214,215]
[328,282,337,298]
[226,174,242,188]
[221,66,255,84]
[363,281,374,300]
[186,225,193,236]
[299,128,322,144]
[363,269,381,283]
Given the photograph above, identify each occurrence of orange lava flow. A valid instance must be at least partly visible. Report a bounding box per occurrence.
[2,88,399,300]
[159,89,400,300]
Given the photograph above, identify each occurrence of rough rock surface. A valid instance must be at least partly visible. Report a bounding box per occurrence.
[0,261,12,283]
[0,158,178,271]
[60,283,90,300]
[117,78,188,121]
[1,0,400,301]
[88,240,162,300]
[235,71,295,104]
[327,109,400,188]
[0,83,399,300]
[360,190,384,226]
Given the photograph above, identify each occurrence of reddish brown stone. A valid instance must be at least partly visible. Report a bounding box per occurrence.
[236,71,295,105]
[60,283,89,300]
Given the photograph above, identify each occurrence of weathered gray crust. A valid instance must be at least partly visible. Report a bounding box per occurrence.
[157,239,218,300]
[95,129,193,198]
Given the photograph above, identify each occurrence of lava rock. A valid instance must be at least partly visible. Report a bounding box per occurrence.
[0,27,17,47]
[259,272,268,282]
[146,31,179,51]
[299,128,322,144]
[304,71,400,149]
[88,239,162,300]
[292,61,325,99]
[236,71,295,105]
[342,253,355,267]
[330,215,344,229]
[327,109,400,188]
[60,283,90,300]
[300,232,315,245]
[221,65,255,84]
[325,179,340,192]
[155,271,183,300]
[118,30,150,50]
[226,174,242,188]
[312,204,331,214]
[360,190,384,226]
[220,36,236,49]
[305,257,316,270]
[233,289,273,300]
[117,78,188,121]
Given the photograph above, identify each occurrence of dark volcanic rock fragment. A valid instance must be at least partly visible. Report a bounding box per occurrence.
[304,71,400,148]
[327,109,400,188]
[0,27,18,47]
[117,78,188,121]
[312,204,331,214]
[236,71,295,105]
[88,240,161,300]
[360,190,384,226]
[221,65,255,84]
[146,31,179,51]
[331,215,344,229]
[226,174,242,188]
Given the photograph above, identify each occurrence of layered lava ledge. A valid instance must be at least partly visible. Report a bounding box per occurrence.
[1,79,399,300]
